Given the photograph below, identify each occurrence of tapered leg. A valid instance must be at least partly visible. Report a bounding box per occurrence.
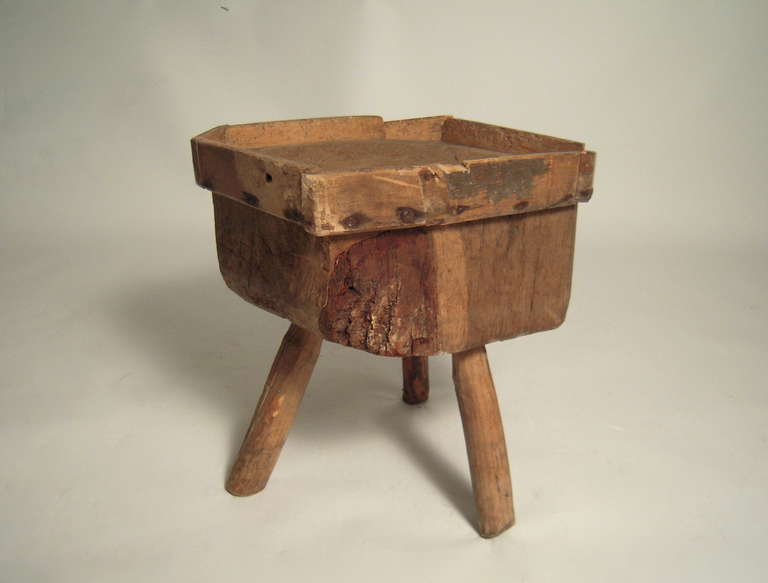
[452,346,515,537]
[226,324,322,496]
[402,356,429,404]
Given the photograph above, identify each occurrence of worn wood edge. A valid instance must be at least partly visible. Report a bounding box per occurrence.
[195,143,319,230]
[383,115,452,141]
[193,117,594,237]
[419,151,585,225]
[439,306,572,356]
[211,115,384,147]
[442,117,584,154]
[213,193,330,333]
[576,151,596,201]
[302,151,586,236]
[192,117,383,190]
[191,132,221,185]
[303,166,427,236]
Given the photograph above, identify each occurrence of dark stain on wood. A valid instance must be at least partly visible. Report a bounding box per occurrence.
[453,205,471,215]
[419,168,436,181]
[283,207,312,226]
[241,191,260,207]
[319,229,438,357]
[577,188,594,202]
[513,201,529,211]
[194,141,239,194]
[402,356,429,404]
[340,212,370,230]
[446,158,549,203]
[396,206,425,224]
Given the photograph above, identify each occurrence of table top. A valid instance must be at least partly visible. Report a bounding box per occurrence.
[253,139,506,172]
[191,115,595,236]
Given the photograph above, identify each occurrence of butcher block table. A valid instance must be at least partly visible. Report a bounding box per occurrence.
[191,115,596,538]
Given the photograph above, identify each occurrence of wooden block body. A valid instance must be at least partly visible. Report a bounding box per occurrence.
[196,115,595,538]
[214,193,576,357]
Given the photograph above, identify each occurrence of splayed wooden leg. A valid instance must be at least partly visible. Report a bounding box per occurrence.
[452,346,515,537]
[226,324,321,496]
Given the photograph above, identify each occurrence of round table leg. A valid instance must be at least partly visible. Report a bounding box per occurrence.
[226,324,321,496]
[452,346,515,537]
[402,356,429,404]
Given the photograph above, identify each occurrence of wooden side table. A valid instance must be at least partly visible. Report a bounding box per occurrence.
[191,115,595,537]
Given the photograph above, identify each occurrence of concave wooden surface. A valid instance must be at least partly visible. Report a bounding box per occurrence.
[192,115,595,236]
[255,139,506,172]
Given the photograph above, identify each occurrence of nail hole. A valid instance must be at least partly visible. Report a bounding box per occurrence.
[265,172,273,183]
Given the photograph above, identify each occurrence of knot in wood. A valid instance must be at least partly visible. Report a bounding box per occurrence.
[241,191,260,207]
[340,212,369,230]
[452,205,470,215]
[396,206,420,224]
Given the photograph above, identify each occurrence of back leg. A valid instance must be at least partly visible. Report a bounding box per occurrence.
[402,356,429,404]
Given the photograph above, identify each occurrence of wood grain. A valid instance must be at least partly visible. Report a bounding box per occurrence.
[384,115,450,141]
[214,192,577,356]
[226,324,322,496]
[452,346,514,537]
[259,138,504,172]
[576,150,596,201]
[430,206,577,353]
[219,115,383,148]
[402,356,429,404]
[441,117,583,154]
[193,115,594,236]
[198,146,314,227]
[213,193,328,332]
[319,228,438,357]
[302,150,584,235]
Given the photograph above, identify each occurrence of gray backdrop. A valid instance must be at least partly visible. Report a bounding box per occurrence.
[2,2,766,582]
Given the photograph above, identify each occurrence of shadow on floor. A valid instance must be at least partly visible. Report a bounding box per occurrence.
[109,271,475,528]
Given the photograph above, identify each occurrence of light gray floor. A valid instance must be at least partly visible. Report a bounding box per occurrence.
[3,232,765,582]
[2,2,766,582]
